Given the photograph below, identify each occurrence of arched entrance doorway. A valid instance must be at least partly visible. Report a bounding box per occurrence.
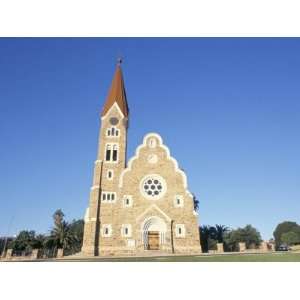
[141,216,167,250]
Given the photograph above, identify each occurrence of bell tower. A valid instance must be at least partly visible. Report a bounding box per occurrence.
[81,60,129,256]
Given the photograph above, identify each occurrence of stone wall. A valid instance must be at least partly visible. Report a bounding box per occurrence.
[238,242,246,252]
[217,243,224,253]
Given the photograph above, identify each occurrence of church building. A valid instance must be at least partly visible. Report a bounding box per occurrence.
[81,61,201,256]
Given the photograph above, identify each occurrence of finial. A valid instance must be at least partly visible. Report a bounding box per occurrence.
[117,57,123,66]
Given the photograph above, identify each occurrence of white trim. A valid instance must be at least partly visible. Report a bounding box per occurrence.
[119,132,193,198]
[121,224,132,238]
[101,191,117,203]
[101,102,125,119]
[136,204,172,222]
[90,185,100,190]
[127,239,135,247]
[84,207,90,222]
[123,195,133,207]
[104,143,119,163]
[101,224,112,237]
[94,160,102,165]
[141,216,167,246]
[139,174,167,200]
[106,126,120,138]
[174,195,184,208]
[175,224,186,238]
[106,169,114,180]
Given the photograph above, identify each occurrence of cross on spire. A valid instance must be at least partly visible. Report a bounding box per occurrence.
[117,57,123,66]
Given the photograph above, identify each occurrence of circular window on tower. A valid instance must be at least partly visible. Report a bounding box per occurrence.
[109,117,119,126]
[140,175,167,200]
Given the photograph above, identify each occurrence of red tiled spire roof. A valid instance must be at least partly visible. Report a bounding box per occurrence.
[101,60,129,117]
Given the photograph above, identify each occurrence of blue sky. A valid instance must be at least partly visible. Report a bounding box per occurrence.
[0,38,299,240]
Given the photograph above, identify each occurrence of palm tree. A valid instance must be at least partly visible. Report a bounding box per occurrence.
[199,225,211,252]
[215,224,229,243]
[48,210,77,253]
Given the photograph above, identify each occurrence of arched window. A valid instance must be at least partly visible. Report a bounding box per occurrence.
[107,170,113,180]
[106,127,120,137]
[105,144,111,161]
[105,144,118,162]
[121,224,132,237]
[112,144,118,161]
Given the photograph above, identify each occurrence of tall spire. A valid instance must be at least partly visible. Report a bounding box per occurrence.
[101,59,129,117]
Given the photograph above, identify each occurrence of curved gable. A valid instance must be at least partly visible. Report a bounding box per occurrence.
[119,133,193,198]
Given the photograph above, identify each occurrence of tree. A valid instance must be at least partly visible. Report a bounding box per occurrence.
[281,231,300,246]
[192,194,199,211]
[68,219,84,254]
[215,224,229,243]
[10,230,43,254]
[53,209,64,226]
[224,225,262,251]
[47,209,77,254]
[199,225,211,252]
[273,221,300,247]
[0,237,14,256]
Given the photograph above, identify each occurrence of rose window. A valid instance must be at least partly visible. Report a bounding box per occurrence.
[141,175,166,199]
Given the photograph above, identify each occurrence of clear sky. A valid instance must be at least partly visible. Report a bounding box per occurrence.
[0,38,299,240]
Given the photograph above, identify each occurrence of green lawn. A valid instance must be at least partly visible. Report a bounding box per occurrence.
[58,252,300,262]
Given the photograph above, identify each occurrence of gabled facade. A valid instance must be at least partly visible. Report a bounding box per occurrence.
[81,63,201,256]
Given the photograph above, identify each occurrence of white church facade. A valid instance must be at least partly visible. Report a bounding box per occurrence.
[81,62,201,256]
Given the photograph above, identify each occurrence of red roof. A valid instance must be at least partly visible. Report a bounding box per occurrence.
[101,64,129,117]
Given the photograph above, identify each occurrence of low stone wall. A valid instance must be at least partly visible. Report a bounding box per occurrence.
[5,249,13,259]
[57,248,64,258]
[238,242,246,252]
[217,243,224,253]
[31,249,40,259]
[259,241,268,252]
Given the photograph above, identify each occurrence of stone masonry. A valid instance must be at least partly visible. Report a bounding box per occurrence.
[81,63,202,256]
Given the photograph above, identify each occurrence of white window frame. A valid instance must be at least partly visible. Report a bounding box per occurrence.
[121,224,132,238]
[174,195,184,208]
[102,224,112,237]
[107,169,114,180]
[123,195,133,207]
[106,127,120,138]
[101,192,117,203]
[105,143,119,163]
[175,224,186,238]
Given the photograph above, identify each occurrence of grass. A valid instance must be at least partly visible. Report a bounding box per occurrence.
[57,252,300,262]
[3,251,300,262]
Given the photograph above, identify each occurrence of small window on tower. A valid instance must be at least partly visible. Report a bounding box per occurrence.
[107,170,113,180]
[112,145,118,161]
[102,224,112,237]
[175,224,185,238]
[106,127,120,138]
[105,145,111,161]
